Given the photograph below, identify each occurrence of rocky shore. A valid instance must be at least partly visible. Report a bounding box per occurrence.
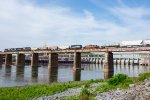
[37,83,102,100]
[37,78,150,100]
[95,79,150,100]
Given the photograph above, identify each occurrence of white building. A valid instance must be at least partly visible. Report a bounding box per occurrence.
[120,40,143,47]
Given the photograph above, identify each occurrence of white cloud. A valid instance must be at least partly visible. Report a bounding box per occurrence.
[0,0,150,50]
[109,6,150,36]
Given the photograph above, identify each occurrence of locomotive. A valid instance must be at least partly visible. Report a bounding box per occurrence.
[4,47,31,52]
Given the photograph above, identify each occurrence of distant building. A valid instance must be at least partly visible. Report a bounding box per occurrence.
[120,40,143,47]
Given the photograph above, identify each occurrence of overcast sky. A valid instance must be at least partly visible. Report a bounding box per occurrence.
[0,0,150,50]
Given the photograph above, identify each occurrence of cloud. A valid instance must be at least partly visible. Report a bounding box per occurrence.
[0,0,150,50]
[109,6,150,36]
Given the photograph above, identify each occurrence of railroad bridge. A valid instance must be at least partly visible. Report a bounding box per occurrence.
[0,47,150,75]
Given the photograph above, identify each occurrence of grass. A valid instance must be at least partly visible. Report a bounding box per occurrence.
[0,79,104,100]
[96,72,150,93]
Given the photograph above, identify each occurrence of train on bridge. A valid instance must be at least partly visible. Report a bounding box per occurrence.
[4,40,150,52]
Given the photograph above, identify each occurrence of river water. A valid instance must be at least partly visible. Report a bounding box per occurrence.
[0,64,149,87]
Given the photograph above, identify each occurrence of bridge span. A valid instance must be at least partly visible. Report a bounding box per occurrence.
[1,47,150,54]
[0,47,150,75]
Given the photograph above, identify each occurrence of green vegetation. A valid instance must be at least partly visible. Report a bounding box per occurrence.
[138,73,150,81]
[66,73,150,99]
[96,73,150,93]
[0,79,104,100]
[108,74,128,86]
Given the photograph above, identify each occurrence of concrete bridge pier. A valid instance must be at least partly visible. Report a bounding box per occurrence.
[128,58,130,65]
[0,54,3,65]
[100,58,104,64]
[93,58,96,64]
[137,58,140,65]
[123,58,126,65]
[5,54,12,66]
[132,58,134,65]
[48,53,58,68]
[16,54,25,66]
[104,71,114,79]
[119,58,122,65]
[104,52,114,73]
[99,58,101,64]
[96,58,100,64]
[31,53,39,67]
[73,52,81,70]
[114,58,117,65]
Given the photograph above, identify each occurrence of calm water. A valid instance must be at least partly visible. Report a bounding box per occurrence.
[0,64,150,87]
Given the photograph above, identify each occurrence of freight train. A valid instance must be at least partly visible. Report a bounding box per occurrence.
[4,47,31,52]
[4,40,150,52]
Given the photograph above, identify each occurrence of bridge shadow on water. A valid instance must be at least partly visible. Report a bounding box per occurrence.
[0,63,149,87]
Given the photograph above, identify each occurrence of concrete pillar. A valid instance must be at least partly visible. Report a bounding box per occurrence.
[119,58,121,65]
[137,58,140,65]
[31,53,38,67]
[94,58,96,64]
[48,53,58,68]
[124,58,126,65]
[132,58,134,65]
[5,54,12,66]
[101,58,103,64]
[73,52,81,70]
[16,54,25,66]
[115,58,118,65]
[104,71,114,79]
[96,58,99,64]
[104,52,114,73]
[0,54,3,65]
[128,58,130,65]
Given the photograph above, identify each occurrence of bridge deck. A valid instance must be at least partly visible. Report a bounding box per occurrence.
[1,47,150,54]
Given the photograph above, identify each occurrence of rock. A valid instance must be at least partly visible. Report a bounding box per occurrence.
[129,84,135,88]
[145,82,150,87]
[144,79,148,82]
[95,80,150,100]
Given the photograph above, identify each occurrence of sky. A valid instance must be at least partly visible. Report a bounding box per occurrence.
[0,0,150,50]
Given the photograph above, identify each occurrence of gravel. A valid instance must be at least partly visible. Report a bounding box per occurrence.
[36,83,102,100]
[95,79,150,100]
[36,79,150,100]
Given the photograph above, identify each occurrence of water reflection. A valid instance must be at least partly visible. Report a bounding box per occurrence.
[0,64,150,87]
[48,67,58,83]
[5,65,11,77]
[73,70,81,81]
[0,65,2,70]
[31,66,38,82]
[16,66,24,81]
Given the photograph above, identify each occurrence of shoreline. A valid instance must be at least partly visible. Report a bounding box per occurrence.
[0,73,150,100]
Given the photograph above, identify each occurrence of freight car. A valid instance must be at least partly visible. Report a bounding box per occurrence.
[4,47,31,52]
[83,45,99,49]
[69,45,82,50]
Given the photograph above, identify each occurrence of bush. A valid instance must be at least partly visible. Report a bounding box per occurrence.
[138,73,150,81]
[80,87,90,96]
[96,84,115,93]
[108,74,128,86]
